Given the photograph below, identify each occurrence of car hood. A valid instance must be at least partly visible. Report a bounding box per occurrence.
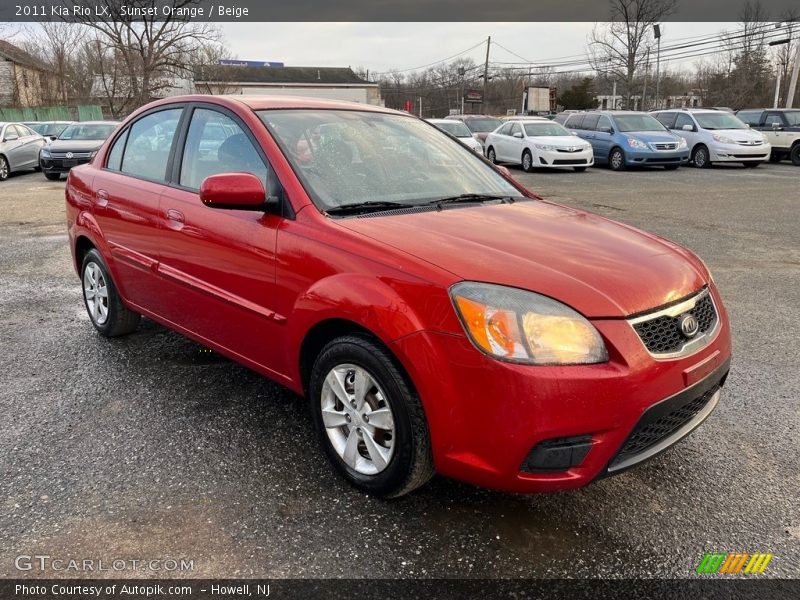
[711,128,764,143]
[336,200,707,318]
[47,139,105,152]
[624,130,680,143]
[529,135,587,146]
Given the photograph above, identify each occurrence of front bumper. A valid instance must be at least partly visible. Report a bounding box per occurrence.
[40,157,92,173]
[708,142,771,162]
[625,148,690,166]
[537,147,594,168]
[390,285,731,493]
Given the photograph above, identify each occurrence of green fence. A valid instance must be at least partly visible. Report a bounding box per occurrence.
[0,105,103,122]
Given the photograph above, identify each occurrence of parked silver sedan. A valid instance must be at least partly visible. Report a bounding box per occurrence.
[0,122,46,181]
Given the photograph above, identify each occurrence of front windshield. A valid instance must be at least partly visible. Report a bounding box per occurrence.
[464,118,502,133]
[695,113,747,130]
[613,114,667,133]
[523,122,572,137]
[784,111,800,126]
[58,124,115,141]
[259,110,522,210]
[435,121,473,137]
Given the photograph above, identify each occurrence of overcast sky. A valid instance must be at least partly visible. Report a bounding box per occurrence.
[220,22,741,75]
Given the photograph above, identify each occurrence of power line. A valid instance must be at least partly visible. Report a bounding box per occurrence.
[370,38,487,76]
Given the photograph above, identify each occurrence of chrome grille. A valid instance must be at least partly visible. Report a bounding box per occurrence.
[629,289,719,358]
[556,147,584,153]
[50,151,93,159]
[653,142,678,150]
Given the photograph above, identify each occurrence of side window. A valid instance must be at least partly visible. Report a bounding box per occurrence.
[16,125,34,137]
[120,108,182,181]
[567,114,585,129]
[179,108,270,192]
[655,112,677,128]
[764,113,785,127]
[10,125,26,138]
[597,115,613,132]
[498,122,514,136]
[675,113,694,130]
[582,114,600,131]
[106,129,129,171]
[737,111,762,127]
[510,123,522,136]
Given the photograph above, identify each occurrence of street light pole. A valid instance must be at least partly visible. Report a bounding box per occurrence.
[482,36,491,113]
[654,24,662,110]
[787,40,800,108]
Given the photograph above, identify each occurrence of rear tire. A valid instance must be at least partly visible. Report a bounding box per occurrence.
[791,143,800,166]
[742,161,760,168]
[692,145,711,168]
[769,152,782,163]
[81,249,141,337]
[309,334,434,498]
[608,147,626,171]
[486,147,496,164]
[44,172,61,181]
[573,166,587,172]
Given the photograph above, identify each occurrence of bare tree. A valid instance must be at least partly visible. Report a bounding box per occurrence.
[589,0,678,108]
[22,22,88,103]
[67,0,222,114]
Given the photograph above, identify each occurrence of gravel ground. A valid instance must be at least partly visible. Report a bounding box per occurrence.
[0,162,798,579]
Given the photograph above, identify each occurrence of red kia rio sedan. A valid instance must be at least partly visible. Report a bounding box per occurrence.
[65,96,731,497]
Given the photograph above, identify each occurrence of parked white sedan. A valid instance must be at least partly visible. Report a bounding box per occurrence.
[484,117,593,172]
[426,118,484,153]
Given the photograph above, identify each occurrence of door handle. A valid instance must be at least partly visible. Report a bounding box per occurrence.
[96,189,109,207]
[166,209,185,226]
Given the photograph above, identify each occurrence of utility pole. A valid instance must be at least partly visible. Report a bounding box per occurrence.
[654,24,662,110]
[787,40,800,108]
[611,80,617,110]
[774,64,783,108]
[642,48,650,111]
[482,36,491,114]
[419,96,423,118]
[521,65,532,115]
[458,66,465,115]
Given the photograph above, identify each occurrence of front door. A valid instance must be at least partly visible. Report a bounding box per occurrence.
[156,105,285,377]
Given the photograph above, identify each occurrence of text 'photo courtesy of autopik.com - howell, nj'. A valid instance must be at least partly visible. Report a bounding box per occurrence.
[0,1,799,599]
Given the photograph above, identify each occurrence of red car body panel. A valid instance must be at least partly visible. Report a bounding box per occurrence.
[65,95,732,493]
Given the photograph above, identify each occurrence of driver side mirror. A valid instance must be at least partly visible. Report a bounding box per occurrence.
[682,124,695,132]
[200,172,278,211]
[598,126,613,134]
[512,131,523,139]
[4,133,19,142]
[771,122,782,130]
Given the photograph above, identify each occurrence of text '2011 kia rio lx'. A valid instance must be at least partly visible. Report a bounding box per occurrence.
[65,96,731,498]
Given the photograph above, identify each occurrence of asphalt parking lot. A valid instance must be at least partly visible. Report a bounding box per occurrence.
[1,162,798,578]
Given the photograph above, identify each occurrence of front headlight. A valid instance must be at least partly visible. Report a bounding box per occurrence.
[627,137,648,149]
[677,137,687,148]
[450,282,608,365]
[40,147,50,158]
[534,143,555,151]
[712,133,734,144]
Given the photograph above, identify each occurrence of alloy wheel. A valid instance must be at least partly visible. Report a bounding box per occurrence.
[0,157,8,181]
[321,364,396,475]
[83,262,109,325]
[610,150,624,170]
[487,148,496,163]
[693,147,709,168]
[522,152,532,171]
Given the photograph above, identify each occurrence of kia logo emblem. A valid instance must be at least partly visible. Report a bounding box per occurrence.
[65,152,73,159]
[678,313,700,338]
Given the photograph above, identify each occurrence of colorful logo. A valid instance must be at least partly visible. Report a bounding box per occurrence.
[696,552,773,574]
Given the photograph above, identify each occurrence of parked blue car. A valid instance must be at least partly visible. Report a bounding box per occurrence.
[563,111,690,170]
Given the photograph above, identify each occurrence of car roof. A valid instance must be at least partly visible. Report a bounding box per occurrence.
[445,114,500,120]
[426,118,456,124]
[64,120,119,126]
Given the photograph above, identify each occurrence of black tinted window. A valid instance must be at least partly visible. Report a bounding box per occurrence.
[737,110,763,126]
[566,114,585,129]
[120,109,182,181]
[582,114,600,131]
[655,112,677,128]
[764,113,786,127]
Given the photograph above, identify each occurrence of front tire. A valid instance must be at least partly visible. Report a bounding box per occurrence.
[791,143,800,166]
[522,150,534,173]
[44,171,61,181]
[608,147,626,171]
[573,166,587,172]
[81,249,141,337]
[692,145,711,168]
[0,156,9,181]
[309,335,434,498]
[664,165,680,170]
[742,161,760,168]
[486,147,496,164]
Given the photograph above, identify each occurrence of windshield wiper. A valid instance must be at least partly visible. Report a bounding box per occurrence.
[425,193,516,208]
[325,201,409,215]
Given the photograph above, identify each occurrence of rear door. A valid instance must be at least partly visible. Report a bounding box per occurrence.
[156,104,286,375]
[13,124,42,167]
[763,111,789,150]
[92,106,184,310]
[3,125,26,170]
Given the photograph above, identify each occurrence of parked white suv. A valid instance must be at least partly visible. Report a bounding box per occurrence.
[651,109,770,168]
[484,117,593,172]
